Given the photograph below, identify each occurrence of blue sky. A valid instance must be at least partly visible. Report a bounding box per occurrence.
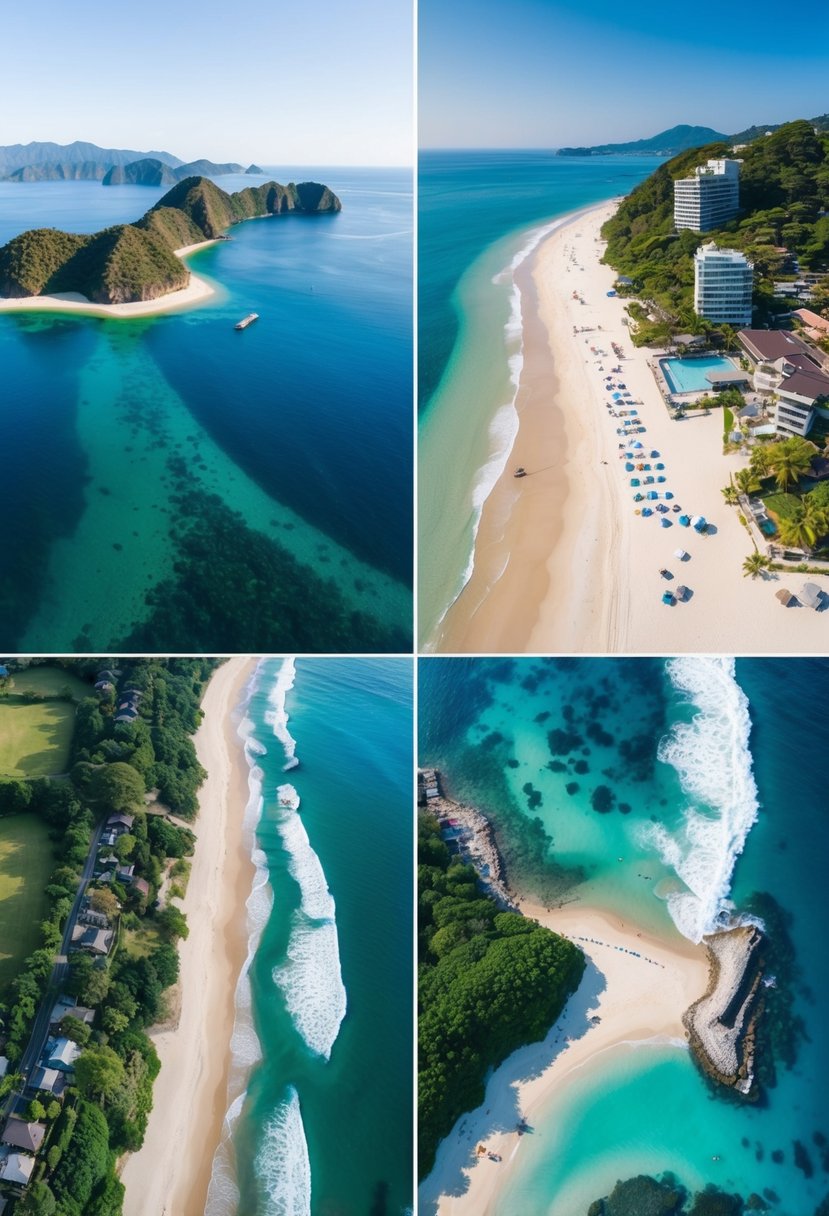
[420,0,829,147]
[0,0,412,166]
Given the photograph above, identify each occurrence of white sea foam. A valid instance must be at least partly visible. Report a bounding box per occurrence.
[255,1087,311,1216]
[271,778,347,1059]
[265,657,298,762]
[645,657,761,944]
[434,206,601,635]
[273,915,347,1061]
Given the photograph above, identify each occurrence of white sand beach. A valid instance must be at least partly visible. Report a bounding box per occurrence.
[0,240,219,319]
[437,201,829,653]
[121,656,255,1216]
[419,899,709,1216]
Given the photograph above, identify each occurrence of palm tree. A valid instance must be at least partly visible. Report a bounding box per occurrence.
[776,498,829,553]
[749,445,774,480]
[722,484,739,506]
[772,437,817,492]
[734,467,761,496]
[742,551,772,578]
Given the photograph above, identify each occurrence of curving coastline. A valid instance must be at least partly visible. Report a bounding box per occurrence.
[418,768,515,908]
[419,779,711,1216]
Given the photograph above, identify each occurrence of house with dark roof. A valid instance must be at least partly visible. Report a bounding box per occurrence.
[71,924,113,955]
[738,329,829,437]
[28,1066,64,1096]
[1,1117,46,1153]
[106,813,134,834]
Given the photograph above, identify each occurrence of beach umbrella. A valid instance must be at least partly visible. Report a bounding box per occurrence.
[631,441,644,449]
[644,476,654,484]
[656,503,669,513]
[676,585,688,599]
[691,515,706,532]
[661,517,672,527]
[657,476,666,483]
[679,515,691,527]
[625,462,634,471]
[664,492,674,500]
[776,588,794,605]
[642,507,653,517]
[801,582,822,610]
[630,478,640,487]
[650,450,660,457]
[647,491,658,499]
[661,591,675,605]
[674,549,689,560]
[618,383,626,388]
[655,463,665,470]
[612,393,622,400]
[633,493,644,501]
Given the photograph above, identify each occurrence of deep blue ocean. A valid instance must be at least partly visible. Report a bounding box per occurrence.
[0,168,412,651]
[419,656,829,1215]
[207,657,413,1216]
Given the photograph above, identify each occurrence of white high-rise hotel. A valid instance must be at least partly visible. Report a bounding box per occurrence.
[674,158,741,231]
[694,243,754,327]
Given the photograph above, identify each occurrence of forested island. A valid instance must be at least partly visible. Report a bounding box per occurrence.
[0,175,341,305]
[418,811,585,1179]
[600,119,829,343]
[0,141,256,183]
[0,658,216,1214]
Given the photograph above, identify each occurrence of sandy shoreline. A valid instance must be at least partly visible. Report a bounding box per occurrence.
[0,239,219,319]
[435,200,829,653]
[419,897,708,1215]
[121,655,256,1216]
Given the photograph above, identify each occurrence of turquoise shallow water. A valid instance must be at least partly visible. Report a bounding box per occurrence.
[419,657,829,1215]
[0,169,412,651]
[209,658,413,1216]
[417,152,663,644]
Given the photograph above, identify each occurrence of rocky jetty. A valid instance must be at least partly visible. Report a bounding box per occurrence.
[683,925,764,1096]
[417,768,515,909]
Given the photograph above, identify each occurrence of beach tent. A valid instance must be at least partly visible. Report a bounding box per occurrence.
[646,491,658,500]
[679,515,691,527]
[676,585,688,600]
[674,549,689,560]
[630,478,640,487]
[801,582,822,610]
[661,591,675,605]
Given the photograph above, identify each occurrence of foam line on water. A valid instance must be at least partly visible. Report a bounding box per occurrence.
[432,205,604,636]
[205,662,275,1215]
[255,1086,311,1216]
[265,656,298,762]
[646,657,760,943]
[272,782,347,1059]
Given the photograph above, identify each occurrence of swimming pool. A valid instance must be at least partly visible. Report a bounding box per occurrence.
[660,355,742,394]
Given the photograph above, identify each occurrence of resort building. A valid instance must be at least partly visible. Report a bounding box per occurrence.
[694,244,753,327]
[738,329,829,437]
[674,158,741,231]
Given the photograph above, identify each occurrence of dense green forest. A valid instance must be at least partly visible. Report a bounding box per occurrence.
[418,812,585,1179]
[601,120,829,344]
[0,175,341,303]
[0,658,216,1215]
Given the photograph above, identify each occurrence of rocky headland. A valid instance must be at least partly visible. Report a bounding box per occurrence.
[417,768,515,909]
[683,924,765,1097]
[0,175,342,305]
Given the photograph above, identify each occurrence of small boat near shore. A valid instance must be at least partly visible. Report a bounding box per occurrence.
[235,312,259,330]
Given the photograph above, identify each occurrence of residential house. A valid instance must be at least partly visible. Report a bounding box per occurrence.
[1,1118,46,1154]
[44,1038,82,1073]
[0,1151,35,1187]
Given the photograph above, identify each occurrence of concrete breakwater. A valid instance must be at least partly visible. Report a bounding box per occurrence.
[418,768,516,910]
[682,924,765,1097]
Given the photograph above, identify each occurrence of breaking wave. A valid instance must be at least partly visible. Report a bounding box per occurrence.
[646,657,760,943]
[255,1087,311,1216]
[266,657,298,763]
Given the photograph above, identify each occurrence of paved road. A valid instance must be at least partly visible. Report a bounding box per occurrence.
[2,817,106,1115]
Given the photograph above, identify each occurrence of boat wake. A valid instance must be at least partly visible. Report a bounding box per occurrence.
[272,783,347,1060]
[255,1086,312,1216]
[645,657,761,943]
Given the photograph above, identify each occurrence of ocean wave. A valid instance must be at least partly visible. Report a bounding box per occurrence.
[265,657,298,763]
[276,787,335,921]
[435,208,594,636]
[204,1091,246,1216]
[646,657,760,943]
[256,1087,311,1216]
[273,916,347,1061]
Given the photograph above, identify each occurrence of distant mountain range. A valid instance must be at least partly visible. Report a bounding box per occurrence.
[556,114,829,157]
[0,141,259,183]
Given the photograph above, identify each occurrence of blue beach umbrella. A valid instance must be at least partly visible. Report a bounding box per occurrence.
[657,475,666,483]
[661,517,672,527]
[625,462,635,471]
[650,450,660,457]
[647,491,658,500]
[664,492,674,500]
[642,507,653,517]
[679,515,691,527]
[630,478,640,486]
[655,462,665,469]
[662,591,675,605]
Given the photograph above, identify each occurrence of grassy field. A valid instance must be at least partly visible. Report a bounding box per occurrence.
[0,698,76,778]
[0,815,54,990]
[9,664,93,701]
[122,922,162,960]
